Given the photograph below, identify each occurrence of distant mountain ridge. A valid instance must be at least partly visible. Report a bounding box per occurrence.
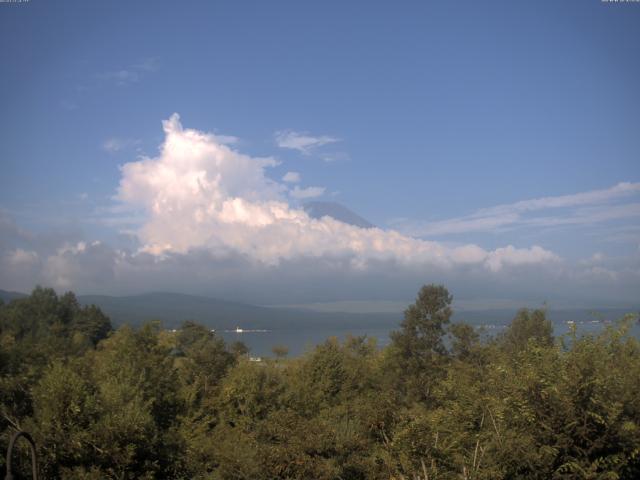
[75,292,398,330]
[2,288,637,332]
[304,201,375,228]
[0,289,27,303]
[2,289,396,330]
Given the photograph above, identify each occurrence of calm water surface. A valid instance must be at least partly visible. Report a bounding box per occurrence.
[220,319,640,357]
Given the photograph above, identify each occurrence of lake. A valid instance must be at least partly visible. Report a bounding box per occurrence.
[219,316,640,357]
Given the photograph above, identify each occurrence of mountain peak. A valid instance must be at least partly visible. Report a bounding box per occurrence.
[303,201,375,229]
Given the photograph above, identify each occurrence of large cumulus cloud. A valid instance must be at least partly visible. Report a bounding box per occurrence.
[115,114,558,271]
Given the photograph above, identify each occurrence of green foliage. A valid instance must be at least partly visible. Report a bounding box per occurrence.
[394,284,453,357]
[1,285,639,479]
[500,308,554,354]
[449,322,481,360]
[0,287,114,476]
[388,284,453,402]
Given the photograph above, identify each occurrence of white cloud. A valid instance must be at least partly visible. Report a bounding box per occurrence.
[212,134,239,145]
[62,58,160,112]
[289,186,325,199]
[102,137,141,153]
[42,241,116,290]
[5,248,39,268]
[395,182,640,237]
[1,216,637,307]
[0,248,41,293]
[484,245,560,273]
[282,171,301,183]
[97,58,160,87]
[522,202,640,227]
[112,114,559,274]
[480,182,640,215]
[275,130,339,154]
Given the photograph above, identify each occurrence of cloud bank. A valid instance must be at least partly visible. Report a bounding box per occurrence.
[115,114,557,271]
[2,116,638,307]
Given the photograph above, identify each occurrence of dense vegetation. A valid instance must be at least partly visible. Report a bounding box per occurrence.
[1,285,639,479]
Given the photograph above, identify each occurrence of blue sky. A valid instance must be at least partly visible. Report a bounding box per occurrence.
[1,0,639,308]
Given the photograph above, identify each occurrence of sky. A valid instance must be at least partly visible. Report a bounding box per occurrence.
[0,0,639,310]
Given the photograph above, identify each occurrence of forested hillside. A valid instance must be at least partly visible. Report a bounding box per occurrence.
[1,286,639,479]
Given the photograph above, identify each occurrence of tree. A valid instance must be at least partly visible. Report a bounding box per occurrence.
[2,285,640,479]
[175,320,236,408]
[72,304,112,346]
[388,284,453,401]
[449,322,480,360]
[500,308,553,354]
